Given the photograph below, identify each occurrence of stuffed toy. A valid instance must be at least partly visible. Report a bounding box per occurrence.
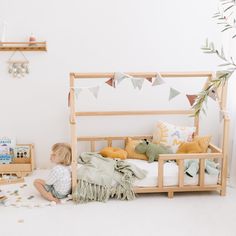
[135,139,172,163]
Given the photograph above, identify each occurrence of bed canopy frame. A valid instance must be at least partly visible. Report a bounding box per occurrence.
[69,72,229,199]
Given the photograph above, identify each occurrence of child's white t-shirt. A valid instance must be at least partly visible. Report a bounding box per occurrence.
[46,164,71,196]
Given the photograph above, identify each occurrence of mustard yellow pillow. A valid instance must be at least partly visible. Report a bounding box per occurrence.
[193,136,211,152]
[125,137,148,161]
[100,147,127,159]
[177,136,211,154]
[177,141,202,154]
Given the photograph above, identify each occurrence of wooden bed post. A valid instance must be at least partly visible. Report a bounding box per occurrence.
[220,80,230,196]
[70,73,78,201]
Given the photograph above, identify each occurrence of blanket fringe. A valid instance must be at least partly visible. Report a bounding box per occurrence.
[73,180,136,203]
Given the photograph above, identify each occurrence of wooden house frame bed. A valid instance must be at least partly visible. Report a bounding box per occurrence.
[69,72,230,200]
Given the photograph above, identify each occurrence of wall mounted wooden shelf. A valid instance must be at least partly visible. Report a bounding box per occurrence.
[0,42,47,51]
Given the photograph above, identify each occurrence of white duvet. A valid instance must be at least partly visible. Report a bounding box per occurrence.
[126,159,219,187]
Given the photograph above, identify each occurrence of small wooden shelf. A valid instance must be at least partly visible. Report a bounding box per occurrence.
[0,144,35,185]
[0,42,47,51]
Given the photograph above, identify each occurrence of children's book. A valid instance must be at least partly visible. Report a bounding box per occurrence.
[0,137,16,164]
[0,146,12,164]
[15,146,30,158]
[0,137,16,147]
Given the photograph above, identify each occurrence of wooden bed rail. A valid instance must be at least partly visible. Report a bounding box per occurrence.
[75,110,194,117]
[72,71,214,79]
[158,153,223,190]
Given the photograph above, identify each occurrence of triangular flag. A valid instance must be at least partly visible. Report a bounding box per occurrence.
[68,92,70,107]
[74,88,83,100]
[208,87,218,101]
[105,78,115,88]
[186,94,197,106]
[169,87,181,101]
[152,73,165,86]
[219,110,224,123]
[131,78,144,90]
[145,77,152,83]
[114,72,130,85]
[88,86,100,98]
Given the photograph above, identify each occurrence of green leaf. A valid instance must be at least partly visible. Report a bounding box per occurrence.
[224,4,234,12]
[210,42,215,50]
[219,62,232,66]
[221,26,232,32]
[221,46,225,58]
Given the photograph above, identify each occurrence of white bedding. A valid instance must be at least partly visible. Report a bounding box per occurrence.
[126,159,219,187]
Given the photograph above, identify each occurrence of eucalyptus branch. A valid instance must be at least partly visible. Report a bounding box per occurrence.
[213,0,236,38]
[193,70,233,116]
[201,39,236,67]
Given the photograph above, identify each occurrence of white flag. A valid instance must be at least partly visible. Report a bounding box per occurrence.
[169,87,181,101]
[152,73,165,86]
[114,72,131,85]
[88,86,100,98]
[131,78,144,90]
[74,88,83,100]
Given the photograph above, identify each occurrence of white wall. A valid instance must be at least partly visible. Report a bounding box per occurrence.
[0,0,221,168]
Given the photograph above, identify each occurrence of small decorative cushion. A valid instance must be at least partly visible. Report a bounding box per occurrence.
[177,136,211,154]
[125,137,148,161]
[100,147,127,159]
[135,139,173,163]
[152,121,196,153]
[177,141,202,154]
[193,136,211,152]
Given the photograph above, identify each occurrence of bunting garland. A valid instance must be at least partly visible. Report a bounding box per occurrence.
[71,72,219,110]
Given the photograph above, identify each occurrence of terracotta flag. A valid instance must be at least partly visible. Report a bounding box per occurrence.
[145,77,152,83]
[68,92,70,107]
[131,78,144,90]
[169,87,181,101]
[186,94,197,106]
[88,86,100,98]
[105,78,115,88]
[152,73,165,86]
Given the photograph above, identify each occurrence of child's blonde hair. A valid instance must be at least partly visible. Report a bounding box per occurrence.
[51,143,72,166]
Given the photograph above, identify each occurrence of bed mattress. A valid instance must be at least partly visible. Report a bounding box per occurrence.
[126,159,219,187]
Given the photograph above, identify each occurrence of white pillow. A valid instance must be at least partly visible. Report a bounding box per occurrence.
[152,121,196,153]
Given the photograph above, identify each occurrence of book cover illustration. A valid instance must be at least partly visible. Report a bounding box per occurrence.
[0,146,13,164]
[15,146,30,158]
[0,137,16,164]
[0,137,16,147]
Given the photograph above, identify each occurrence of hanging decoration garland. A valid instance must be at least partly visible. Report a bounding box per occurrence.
[73,72,198,108]
[7,51,29,78]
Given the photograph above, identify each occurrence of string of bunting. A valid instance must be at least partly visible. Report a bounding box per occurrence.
[71,72,218,107]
